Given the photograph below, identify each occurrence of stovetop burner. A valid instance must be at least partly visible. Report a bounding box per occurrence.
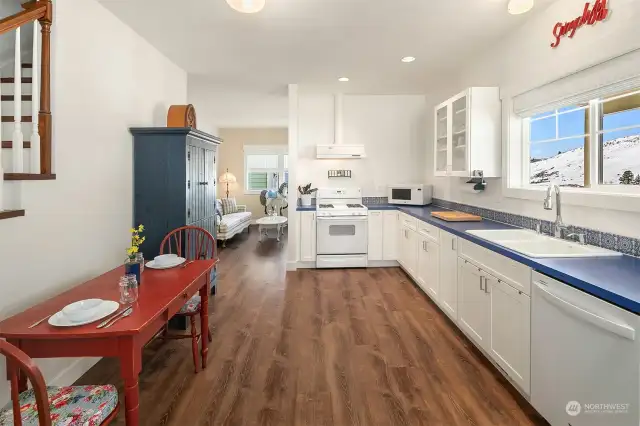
[319,204,334,208]
[347,204,364,208]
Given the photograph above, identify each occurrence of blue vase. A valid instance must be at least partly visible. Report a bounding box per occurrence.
[125,261,141,285]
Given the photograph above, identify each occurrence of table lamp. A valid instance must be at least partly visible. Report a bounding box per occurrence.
[219,169,237,199]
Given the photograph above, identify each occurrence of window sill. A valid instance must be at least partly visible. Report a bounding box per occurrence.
[244,190,264,195]
[504,186,640,212]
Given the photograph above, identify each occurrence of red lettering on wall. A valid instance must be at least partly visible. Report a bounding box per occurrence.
[551,0,609,48]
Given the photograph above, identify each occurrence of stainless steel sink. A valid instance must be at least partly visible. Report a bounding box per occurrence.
[466,229,622,258]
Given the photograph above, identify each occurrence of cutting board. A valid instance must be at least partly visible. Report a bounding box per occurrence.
[431,211,482,222]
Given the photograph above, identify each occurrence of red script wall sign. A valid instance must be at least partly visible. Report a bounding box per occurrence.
[551,0,609,48]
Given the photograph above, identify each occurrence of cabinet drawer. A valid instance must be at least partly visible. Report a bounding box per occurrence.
[167,290,193,319]
[418,221,439,243]
[459,239,531,295]
[399,212,417,231]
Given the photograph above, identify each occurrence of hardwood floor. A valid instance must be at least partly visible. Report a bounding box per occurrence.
[75,227,547,425]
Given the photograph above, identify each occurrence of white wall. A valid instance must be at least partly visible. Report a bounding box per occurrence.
[426,0,640,238]
[297,92,427,195]
[187,76,288,136]
[0,0,187,405]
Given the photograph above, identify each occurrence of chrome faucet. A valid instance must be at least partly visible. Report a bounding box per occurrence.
[543,183,567,238]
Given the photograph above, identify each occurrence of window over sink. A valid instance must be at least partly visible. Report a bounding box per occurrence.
[522,89,640,191]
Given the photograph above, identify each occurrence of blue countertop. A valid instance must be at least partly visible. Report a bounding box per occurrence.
[298,203,640,314]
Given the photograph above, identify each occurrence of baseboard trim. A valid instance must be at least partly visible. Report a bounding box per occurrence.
[367,260,400,268]
[296,261,317,269]
[286,261,298,271]
[49,357,101,387]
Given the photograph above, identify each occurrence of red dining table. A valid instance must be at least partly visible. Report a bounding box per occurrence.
[0,259,216,426]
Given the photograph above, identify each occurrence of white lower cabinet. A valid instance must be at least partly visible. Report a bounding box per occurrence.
[487,275,531,394]
[438,231,458,320]
[367,211,383,261]
[417,236,439,300]
[399,226,418,278]
[299,211,316,262]
[457,257,531,395]
[457,258,491,349]
[382,210,399,261]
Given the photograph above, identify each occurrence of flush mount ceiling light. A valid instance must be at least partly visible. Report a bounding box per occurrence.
[401,56,416,63]
[225,0,266,14]
[508,0,534,15]
[338,77,350,82]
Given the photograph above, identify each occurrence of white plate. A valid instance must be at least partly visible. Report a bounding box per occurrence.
[48,300,120,327]
[145,257,186,269]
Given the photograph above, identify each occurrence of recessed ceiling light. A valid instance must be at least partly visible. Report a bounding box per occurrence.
[226,0,266,14]
[338,77,350,82]
[401,56,416,63]
[508,0,534,15]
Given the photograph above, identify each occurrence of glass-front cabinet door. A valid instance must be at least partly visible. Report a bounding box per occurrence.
[451,93,468,175]
[435,104,449,175]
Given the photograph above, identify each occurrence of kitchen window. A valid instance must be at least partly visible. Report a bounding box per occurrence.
[244,146,288,194]
[522,89,640,191]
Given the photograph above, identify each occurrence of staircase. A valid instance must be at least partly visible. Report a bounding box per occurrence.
[0,0,53,220]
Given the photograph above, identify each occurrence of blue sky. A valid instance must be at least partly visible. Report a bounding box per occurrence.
[530,107,640,159]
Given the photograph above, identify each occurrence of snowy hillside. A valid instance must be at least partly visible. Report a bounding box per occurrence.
[530,135,640,186]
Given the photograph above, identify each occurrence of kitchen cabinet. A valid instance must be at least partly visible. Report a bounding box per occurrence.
[433,87,501,178]
[382,210,399,261]
[368,211,383,261]
[487,274,531,395]
[458,256,531,395]
[400,226,418,278]
[417,236,439,300]
[299,211,316,262]
[438,231,458,320]
[457,258,491,349]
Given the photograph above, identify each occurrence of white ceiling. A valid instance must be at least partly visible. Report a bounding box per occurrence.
[97,0,553,94]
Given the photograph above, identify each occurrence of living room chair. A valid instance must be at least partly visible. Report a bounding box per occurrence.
[159,226,215,373]
[0,340,119,426]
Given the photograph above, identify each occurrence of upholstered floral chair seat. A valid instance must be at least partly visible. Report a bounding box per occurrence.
[0,385,118,426]
[179,295,201,314]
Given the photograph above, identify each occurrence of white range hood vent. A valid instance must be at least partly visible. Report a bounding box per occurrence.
[316,93,366,159]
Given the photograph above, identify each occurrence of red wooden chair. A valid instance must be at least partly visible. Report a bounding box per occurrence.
[0,340,119,425]
[159,226,216,373]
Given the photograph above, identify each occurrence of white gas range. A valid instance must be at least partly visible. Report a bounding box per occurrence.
[315,188,368,268]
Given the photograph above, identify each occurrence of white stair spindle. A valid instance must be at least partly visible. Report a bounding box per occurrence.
[12,27,23,173]
[30,22,40,173]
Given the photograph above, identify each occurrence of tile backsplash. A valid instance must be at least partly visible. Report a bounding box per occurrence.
[362,196,389,205]
[432,198,639,257]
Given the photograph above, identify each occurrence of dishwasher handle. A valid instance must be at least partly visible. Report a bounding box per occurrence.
[534,281,635,341]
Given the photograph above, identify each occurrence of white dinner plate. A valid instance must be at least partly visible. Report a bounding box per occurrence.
[48,300,120,327]
[145,257,187,269]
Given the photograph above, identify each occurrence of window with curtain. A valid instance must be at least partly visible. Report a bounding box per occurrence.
[522,89,640,190]
[244,147,288,193]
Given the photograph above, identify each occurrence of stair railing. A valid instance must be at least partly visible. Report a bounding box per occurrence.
[0,0,52,186]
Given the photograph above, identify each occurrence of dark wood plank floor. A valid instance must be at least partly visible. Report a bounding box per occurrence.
[75,227,547,425]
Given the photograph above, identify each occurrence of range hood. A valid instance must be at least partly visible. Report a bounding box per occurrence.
[316,94,366,159]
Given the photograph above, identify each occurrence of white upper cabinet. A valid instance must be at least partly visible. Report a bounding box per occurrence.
[433,87,502,178]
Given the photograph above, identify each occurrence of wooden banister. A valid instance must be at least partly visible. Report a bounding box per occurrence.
[0,0,53,181]
[39,0,52,175]
[0,5,47,35]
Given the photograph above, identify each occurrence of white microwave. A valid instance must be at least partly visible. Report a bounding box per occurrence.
[388,184,432,206]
